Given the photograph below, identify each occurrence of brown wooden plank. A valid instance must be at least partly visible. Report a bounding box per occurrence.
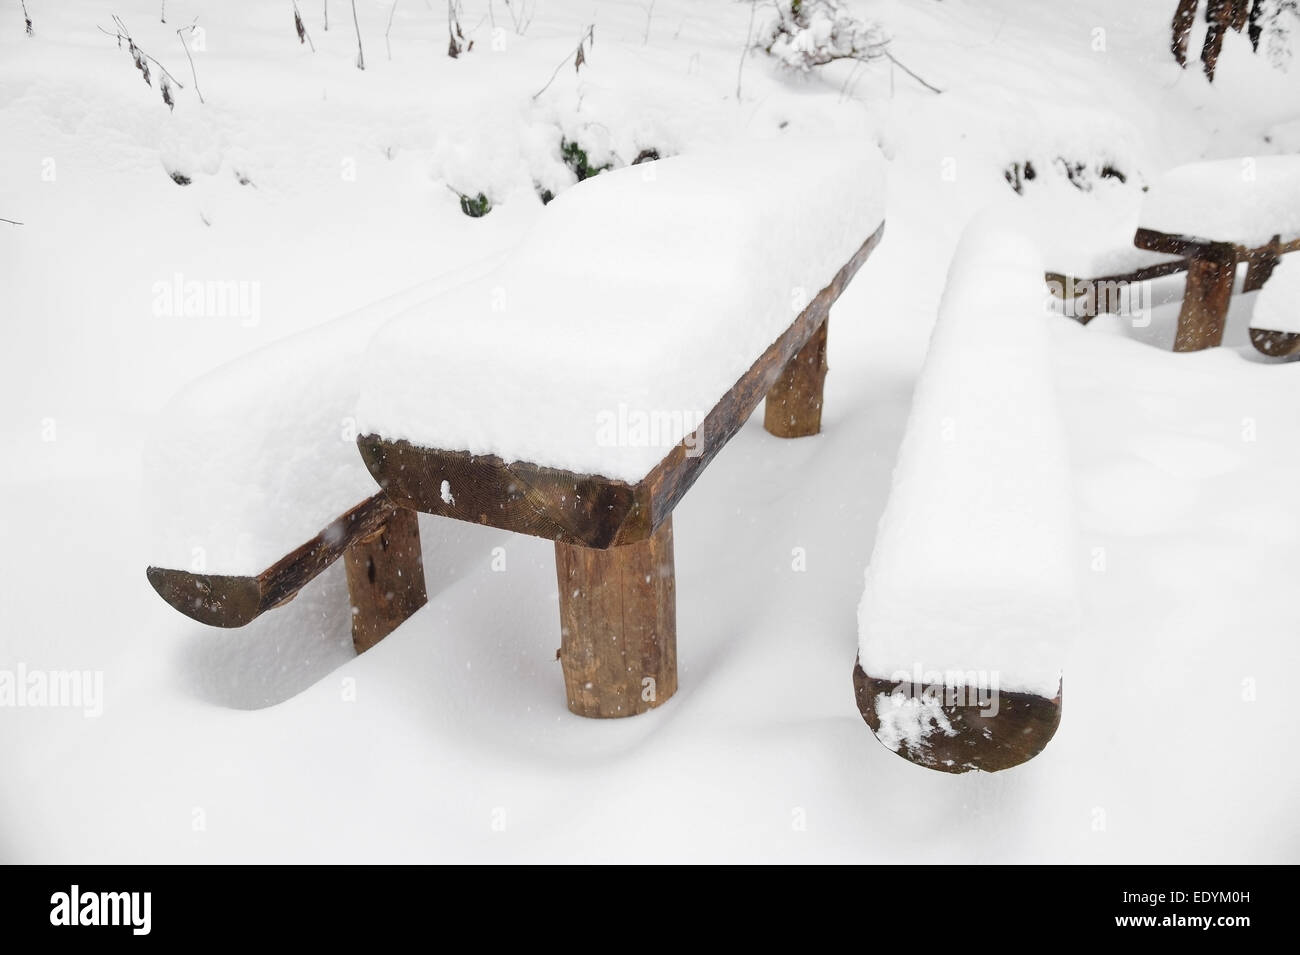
[1045,258,1191,301]
[344,505,427,653]
[1135,227,1300,261]
[358,221,885,548]
[764,317,829,438]
[555,516,676,718]
[147,492,397,628]
[853,660,1062,774]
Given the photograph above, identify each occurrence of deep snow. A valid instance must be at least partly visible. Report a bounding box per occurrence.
[1,0,1298,863]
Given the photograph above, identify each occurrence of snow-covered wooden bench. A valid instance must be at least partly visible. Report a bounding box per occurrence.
[1135,156,1300,351]
[1043,210,1187,323]
[356,140,887,718]
[856,210,1078,773]
[144,261,502,651]
[1250,255,1300,359]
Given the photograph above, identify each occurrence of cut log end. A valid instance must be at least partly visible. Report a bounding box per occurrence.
[1249,327,1300,360]
[853,661,1062,774]
[145,567,264,628]
[555,516,677,718]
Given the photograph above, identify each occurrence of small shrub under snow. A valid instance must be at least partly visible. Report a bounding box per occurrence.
[756,0,888,70]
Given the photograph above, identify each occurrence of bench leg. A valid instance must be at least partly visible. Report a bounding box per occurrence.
[1174,245,1236,352]
[764,318,829,438]
[343,505,427,653]
[1242,236,1281,293]
[555,516,677,718]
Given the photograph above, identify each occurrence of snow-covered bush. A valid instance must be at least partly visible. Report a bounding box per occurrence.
[756,0,887,70]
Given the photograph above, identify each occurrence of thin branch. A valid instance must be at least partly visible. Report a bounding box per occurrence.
[531,25,593,100]
[21,0,33,36]
[351,0,365,69]
[882,50,942,94]
[386,0,398,59]
[0,217,23,225]
[99,18,186,89]
[643,0,655,45]
[737,0,756,101]
[176,19,205,103]
[293,1,317,52]
[323,0,328,31]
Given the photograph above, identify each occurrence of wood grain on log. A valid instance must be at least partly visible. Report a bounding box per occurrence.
[555,516,677,718]
[1242,235,1282,293]
[853,661,1062,774]
[343,505,427,653]
[1174,242,1238,351]
[764,318,829,438]
[359,221,885,548]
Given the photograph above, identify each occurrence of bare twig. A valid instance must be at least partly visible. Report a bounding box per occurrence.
[160,1,166,23]
[99,18,186,90]
[643,0,655,45]
[293,1,316,51]
[737,0,756,101]
[0,217,22,225]
[351,0,365,69]
[22,0,33,36]
[882,50,942,93]
[176,18,205,103]
[446,0,465,57]
[531,25,593,100]
[503,0,533,36]
[386,0,398,59]
[323,0,328,31]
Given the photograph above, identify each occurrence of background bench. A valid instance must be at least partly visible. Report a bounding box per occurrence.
[1045,156,1300,351]
[1136,155,1300,351]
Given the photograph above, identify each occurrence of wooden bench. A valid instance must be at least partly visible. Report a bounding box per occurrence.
[1250,255,1300,358]
[144,259,505,650]
[857,211,1077,773]
[355,141,887,717]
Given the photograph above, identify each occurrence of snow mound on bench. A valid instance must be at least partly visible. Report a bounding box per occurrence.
[357,137,887,483]
[1253,255,1300,334]
[145,257,503,576]
[1140,156,1300,248]
[857,208,1078,700]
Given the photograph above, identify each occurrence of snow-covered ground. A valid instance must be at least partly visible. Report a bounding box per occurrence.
[1,0,1297,862]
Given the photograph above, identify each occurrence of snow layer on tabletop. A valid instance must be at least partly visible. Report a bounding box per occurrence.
[1253,255,1300,334]
[857,208,1078,700]
[357,138,887,483]
[1139,156,1300,247]
[145,257,503,576]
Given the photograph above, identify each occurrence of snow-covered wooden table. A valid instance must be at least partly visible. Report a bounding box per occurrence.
[1135,156,1300,352]
[146,140,888,721]
[357,141,886,718]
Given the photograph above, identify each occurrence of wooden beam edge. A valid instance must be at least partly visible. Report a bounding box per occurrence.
[146,492,395,628]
